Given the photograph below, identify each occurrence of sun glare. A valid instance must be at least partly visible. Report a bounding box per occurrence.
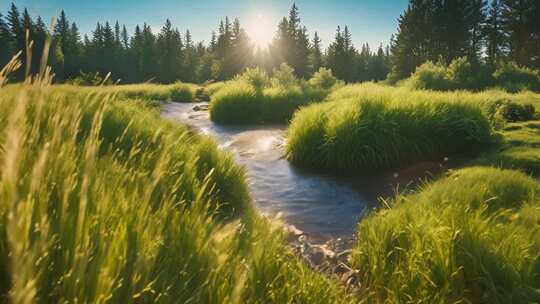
[246,13,273,49]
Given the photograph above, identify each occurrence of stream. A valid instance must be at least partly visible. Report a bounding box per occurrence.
[162,102,449,245]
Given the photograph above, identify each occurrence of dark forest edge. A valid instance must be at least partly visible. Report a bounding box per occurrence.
[1,1,539,86]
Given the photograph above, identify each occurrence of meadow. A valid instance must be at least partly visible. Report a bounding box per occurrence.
[285,82,539,172]
[0,63,349,303]
[2,53,540,303]
[280,71,540,302]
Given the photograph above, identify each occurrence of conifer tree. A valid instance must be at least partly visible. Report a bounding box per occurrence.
[7,3,23,53]
[485,0,504,67]
[309,32,323,74]
[501,0,540,67]
[0,13,12,66]
[33,16,47,72]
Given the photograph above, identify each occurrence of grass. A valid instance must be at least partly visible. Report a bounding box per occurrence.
[209,67,335,124]
[51,82,200,104]
[350,167,540,303]
[286,83,494,172]
[0,69,349,302]
[475,120,540,176]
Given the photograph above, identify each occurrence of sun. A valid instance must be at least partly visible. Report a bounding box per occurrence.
[246,13,273,49]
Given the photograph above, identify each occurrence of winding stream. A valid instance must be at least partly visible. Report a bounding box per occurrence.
[162,102,449,244]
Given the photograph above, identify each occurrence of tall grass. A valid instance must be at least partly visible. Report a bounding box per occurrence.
[350,167,540,303]
[0,60,348,303]
[55,82,200,103]
[286,83,493,172]
[209,66,335,124]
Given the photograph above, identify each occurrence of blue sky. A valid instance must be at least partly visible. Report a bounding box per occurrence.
[2,0,408,49]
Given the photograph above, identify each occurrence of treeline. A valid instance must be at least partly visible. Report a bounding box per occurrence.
[3,1,537,85]
[0,3,390,84]
[390,0,540,81]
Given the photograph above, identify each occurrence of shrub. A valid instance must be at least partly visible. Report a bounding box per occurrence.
[447,56,474,88]
[169,82,196,102]
[68,71,115,86]
[210,69,332,124]
[493,62,540,93]
[235,67,269,92]
[308,67,339,89]
[407,57,494,91]
[209,82,263,123]
[286,83,493,172]
[204,81,227,97]
[408,60,452,90]
[271,63,297,88]
[494,101,536,122]
[350,167,540,303]
[262,86,306,122]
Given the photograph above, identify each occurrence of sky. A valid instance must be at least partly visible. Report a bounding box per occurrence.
[1,0,409,49]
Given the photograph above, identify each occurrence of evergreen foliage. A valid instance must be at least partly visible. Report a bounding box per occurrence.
[0,3,391,84]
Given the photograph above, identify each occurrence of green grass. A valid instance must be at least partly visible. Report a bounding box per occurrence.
[286,83,493,172]
[350,167,540,303]
[0,81,349,303]
[209,67,334,124]
[50,82,200,104]
[475,120,540,176]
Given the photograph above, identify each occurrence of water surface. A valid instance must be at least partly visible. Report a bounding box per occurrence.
[162,102,448,243]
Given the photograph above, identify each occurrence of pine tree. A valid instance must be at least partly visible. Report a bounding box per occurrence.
[269,4,310,77]
[466,0,488,63]
[157,19,182,83]
[228,18,251,77]
[131,24,144,81]
[371,44,389,81]
[501,0,539,66]
[101,21,115,77]
[269,17,290,69]
[121,25,129,49]
[183,29,196,82]
[7,3,23,53]
[140,24,156,80]
[52,10,70,79]
[68,22,81,77]
[309,32,323,74]
[90,22,104,74]
[21,8,33,38]
[485,0,504,67]
[209,31,217,51]
[296,26,311,77]
[33,16,47,72]
[0,13,12,66]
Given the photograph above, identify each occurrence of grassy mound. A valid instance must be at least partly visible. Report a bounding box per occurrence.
[286,84,493,172]
[209,66,334,124]
[0,83,348,303]
[476,120,540,176]
[350,167,540,303]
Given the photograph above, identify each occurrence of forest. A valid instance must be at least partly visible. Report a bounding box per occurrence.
[1,1,539,85]
[1,0,540,303]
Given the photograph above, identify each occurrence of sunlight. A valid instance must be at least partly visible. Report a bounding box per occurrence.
[246,13,273,49]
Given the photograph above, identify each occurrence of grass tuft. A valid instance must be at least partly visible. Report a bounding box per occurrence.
[350,167,540,303]
[286,83,494,172]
